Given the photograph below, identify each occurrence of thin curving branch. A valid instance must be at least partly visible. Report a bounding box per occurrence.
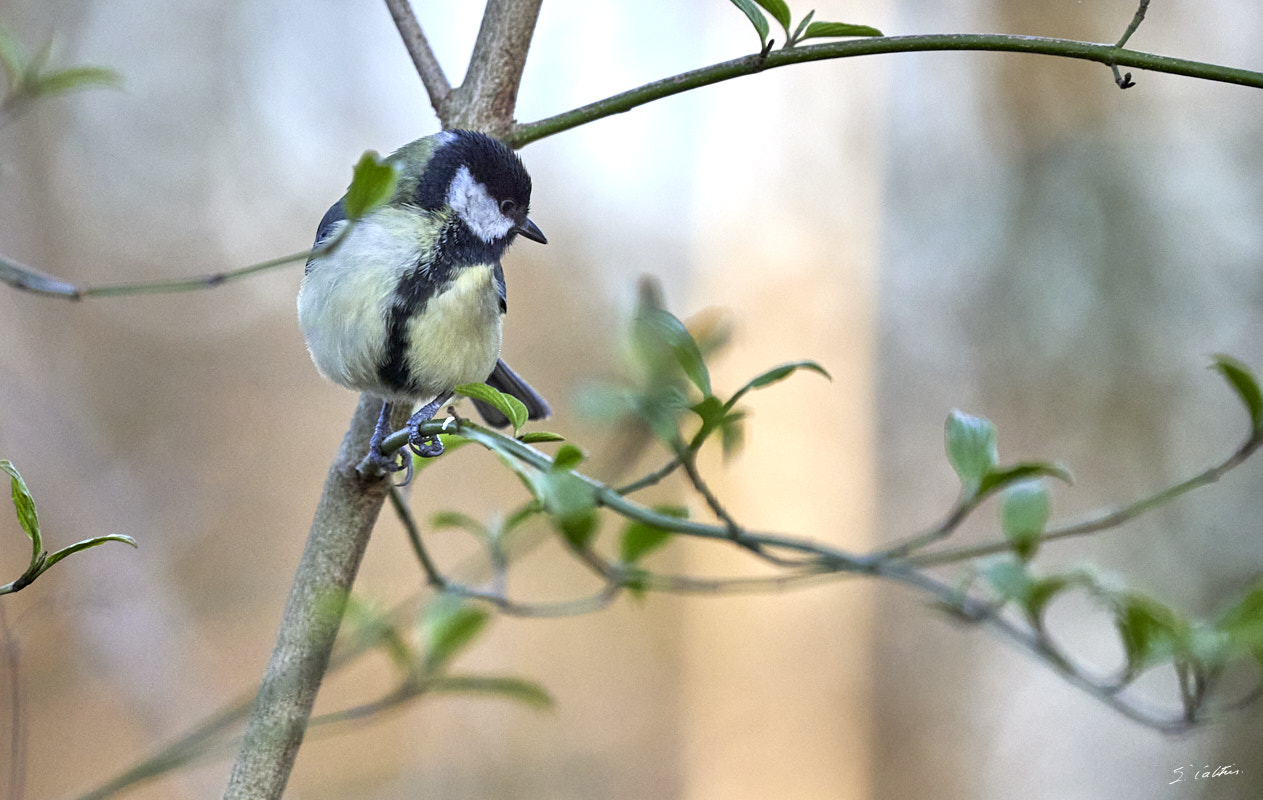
[6,34,1259,304]
[901,430,1263,568]
[370,418,875,571]
[1115,0,1152,49]
[0,228,351,301]
[875,563,1201,733]
[0,249,309,300]
[383,0,452,119]
[505,33,1263,148]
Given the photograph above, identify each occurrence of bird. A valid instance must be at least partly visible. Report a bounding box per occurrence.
[297,129,550,477]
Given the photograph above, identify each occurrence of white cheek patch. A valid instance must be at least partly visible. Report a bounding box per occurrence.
[447,165,514,243]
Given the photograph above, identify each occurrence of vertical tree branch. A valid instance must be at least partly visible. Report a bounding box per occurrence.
[222,396,398,799]
[384,0,453,120]
[447,0,543,135]
[224,1,539,794]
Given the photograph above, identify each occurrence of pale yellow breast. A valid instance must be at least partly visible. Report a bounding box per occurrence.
[402,263,503,398]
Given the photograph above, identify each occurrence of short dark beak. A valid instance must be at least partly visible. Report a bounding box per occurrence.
[514,217,547,244]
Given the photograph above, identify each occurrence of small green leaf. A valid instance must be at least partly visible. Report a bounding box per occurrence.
[556,505,598,550]
[691,395,726,427]
[1112,591,1190,673]
[518,431,565,444]
[976,461,1073,497]
[524,467,599,549]
[0,25,27,88]
[728,0,770,47]
[421,596,490,671]
[788,9,815,46]
[41,534,137,571]
[633,386,692,444]
[501,501,542,536]
[753,0,791,34]
[1,461,136,594]
[551,444,585,472]
[1,460,40,549]
[725,360,830,412]
[502,396,529,433]
[634,307,712,397]
[27,65,121,97]
[620,505,688,564]
[343,151,399,220]
[26,39,51,77]
[1213,578,1263,671]
[1210,354,1263,435]
[981,559,1079,626]
[945,410,998,491]
[1000,480,1050,561]
[1025,574,1075,624]
[800,21,883,40]
[428,675,553,709]
[981,556,1032,605]
[341,596,413,668]
[430,510,488,540]
[719,411,746,460]
[454,382,528,432]
[689,395,727,446]
[1188,623,1232,669]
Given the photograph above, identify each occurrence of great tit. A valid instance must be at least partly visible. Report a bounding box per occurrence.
[297,129,550,475]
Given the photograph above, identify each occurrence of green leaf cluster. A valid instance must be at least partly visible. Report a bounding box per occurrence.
[620,504,689,565]
[1,460,137,595]
[491,440,599,549]
[944,410,1072,503]
[440,292,827,565]
[0,23,120,124]
[726,0,881,52]
[609,291,830,462]
[979,559,1263,713]
[339,594,552,710]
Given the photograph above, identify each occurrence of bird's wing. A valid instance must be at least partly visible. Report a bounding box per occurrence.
[493,262,507,313]
[306,198,347,274]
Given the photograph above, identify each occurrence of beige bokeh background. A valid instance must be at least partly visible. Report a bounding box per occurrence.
[0,1,1260,799]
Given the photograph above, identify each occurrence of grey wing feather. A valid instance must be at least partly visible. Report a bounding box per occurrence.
[493,262,507,313]
[306,198,347,274]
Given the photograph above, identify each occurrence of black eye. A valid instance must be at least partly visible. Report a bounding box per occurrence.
[499,199,517,216]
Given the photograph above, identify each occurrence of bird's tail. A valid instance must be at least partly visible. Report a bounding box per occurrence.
[472,359,551,427]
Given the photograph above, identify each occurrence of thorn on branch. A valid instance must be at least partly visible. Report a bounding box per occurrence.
[1112,65,1137,90]
[758,39,775,63]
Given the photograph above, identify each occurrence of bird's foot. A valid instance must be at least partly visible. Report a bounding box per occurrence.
[368,439,409,473]
[364,399,414,485]
[405,395,449,459]
[407,427,445,459]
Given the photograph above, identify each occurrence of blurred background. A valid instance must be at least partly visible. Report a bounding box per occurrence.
[0,0,1260,798]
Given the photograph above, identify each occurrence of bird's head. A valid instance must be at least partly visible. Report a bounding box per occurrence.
[398,130,546,254]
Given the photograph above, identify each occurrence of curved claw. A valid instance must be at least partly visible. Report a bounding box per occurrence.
[408,429,446,459]
[394,453,415,486]
[368,442,409,474]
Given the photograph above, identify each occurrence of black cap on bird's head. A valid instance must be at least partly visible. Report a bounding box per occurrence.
[411,130,546,248]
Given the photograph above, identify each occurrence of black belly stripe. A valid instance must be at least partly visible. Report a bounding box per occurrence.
[379,256,453,395]
[377,220,513,395]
